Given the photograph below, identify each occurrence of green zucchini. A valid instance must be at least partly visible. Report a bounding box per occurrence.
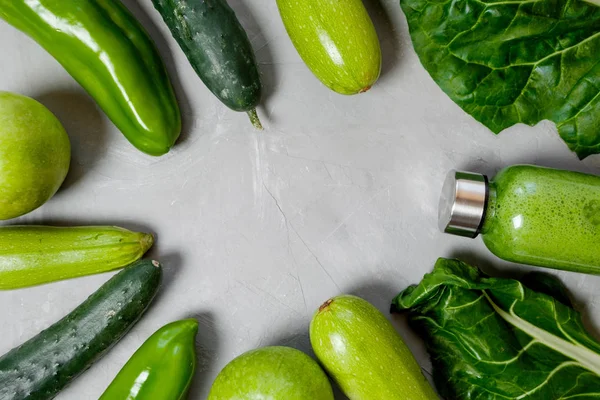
[310,295,437,399]
[0,226,154,289]
[0,259,162,400]
[152,0,263,129]
[277,0,382,94]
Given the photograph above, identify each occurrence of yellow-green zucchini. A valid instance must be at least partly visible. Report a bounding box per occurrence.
[0,225,153,289]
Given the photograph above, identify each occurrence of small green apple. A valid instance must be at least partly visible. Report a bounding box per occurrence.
[0,92,70,220]
[208,346,334,400]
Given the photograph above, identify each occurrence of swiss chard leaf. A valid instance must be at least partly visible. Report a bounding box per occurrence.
[391,258,600,399]
[401,0,600,158]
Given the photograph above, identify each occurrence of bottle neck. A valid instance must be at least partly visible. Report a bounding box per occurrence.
[439,171,489,238]
[480,181,496,235]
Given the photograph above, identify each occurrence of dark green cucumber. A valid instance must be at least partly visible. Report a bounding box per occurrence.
[0,259,162,400]
[152,0,263,129]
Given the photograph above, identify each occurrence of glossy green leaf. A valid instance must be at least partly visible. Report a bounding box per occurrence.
[391,258,600,399]
[401,0,600,158]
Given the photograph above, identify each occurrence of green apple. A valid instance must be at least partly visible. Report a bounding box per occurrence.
[208,346,334,400]
[0,92,70,220]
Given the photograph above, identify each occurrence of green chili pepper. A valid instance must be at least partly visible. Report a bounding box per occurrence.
[0,0,182,156]
[100,319,198,399]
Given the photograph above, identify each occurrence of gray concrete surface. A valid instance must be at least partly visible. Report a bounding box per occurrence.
[0,0,599,398]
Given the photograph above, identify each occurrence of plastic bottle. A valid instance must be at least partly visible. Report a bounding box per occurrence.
[439,165,600,274]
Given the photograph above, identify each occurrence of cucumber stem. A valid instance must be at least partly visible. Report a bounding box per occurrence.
[247,109,263,130]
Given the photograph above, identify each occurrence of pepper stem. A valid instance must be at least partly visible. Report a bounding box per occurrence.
[247,109,263,130]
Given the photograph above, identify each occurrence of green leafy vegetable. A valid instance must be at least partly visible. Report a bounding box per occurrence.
[400,0,600,158]
[391,258,600,399]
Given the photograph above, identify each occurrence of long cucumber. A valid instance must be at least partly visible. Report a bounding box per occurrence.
[152,0,264,128]
[0,259,162,400]
[0,226,153,289]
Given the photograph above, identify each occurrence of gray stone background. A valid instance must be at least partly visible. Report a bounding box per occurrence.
[1,0,599,398]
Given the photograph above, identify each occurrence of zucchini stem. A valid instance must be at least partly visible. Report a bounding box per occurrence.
[247,109,263,130]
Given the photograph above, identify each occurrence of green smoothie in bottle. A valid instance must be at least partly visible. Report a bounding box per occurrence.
[439,165,600,274]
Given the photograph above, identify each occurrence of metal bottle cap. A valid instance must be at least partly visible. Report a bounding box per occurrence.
[438,170,489,238]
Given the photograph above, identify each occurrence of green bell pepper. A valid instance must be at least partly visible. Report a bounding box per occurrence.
[100,319,198,399]
[0,0,182,156]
